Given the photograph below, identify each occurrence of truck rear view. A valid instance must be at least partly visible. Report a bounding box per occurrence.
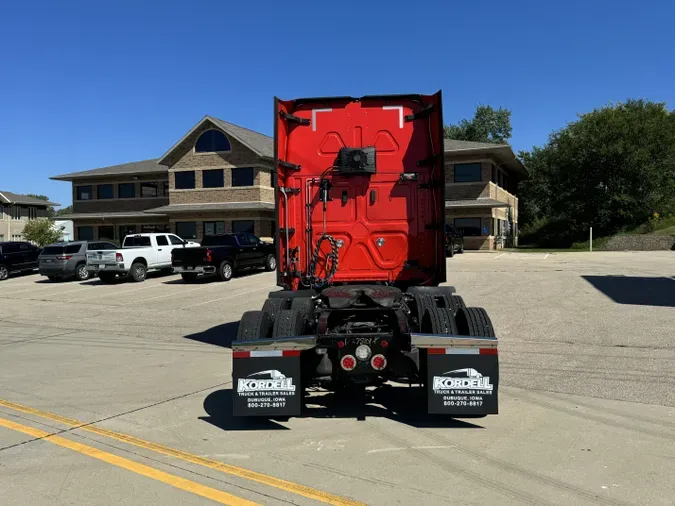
[232,92,499,419]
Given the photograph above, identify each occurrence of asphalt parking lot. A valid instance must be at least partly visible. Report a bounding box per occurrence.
[1,251,674,505]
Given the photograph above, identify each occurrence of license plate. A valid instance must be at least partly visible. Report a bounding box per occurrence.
[98,264,105,269]
[44,259,53,263]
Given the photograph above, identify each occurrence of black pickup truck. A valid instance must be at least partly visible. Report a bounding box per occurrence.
[171,233,276,282]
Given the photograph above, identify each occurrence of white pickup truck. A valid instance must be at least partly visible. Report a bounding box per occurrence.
[86,233,200,283]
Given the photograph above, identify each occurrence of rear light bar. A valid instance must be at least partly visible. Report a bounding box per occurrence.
[371,354,387,370]
[233,350,300,359]
[340,355,357,371]
[427,347,498,355]
[115,253,123,262]
[55,255,72,260]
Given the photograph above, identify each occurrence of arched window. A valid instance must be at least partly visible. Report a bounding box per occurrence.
[195,129,231,153]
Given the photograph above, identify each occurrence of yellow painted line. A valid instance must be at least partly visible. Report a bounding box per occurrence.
[0,416,258,506]
[0,399,366,506]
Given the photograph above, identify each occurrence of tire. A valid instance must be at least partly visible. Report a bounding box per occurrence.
[217,260,233,281]
[458,242,464,254]
[130,262,147,282]
[74,263,89,281]
[262,297,288,322]
[264,254,276,272]
[442,294,466,315]
[414,294,438,322]
[421,306,458,335]
[237,310,273,341]
[290,297,313,318]
[98,272,116,284]
[181,272,198,283]
[273,308,306,338]
[0,265,8,281]
[447,242,454,257]
[455,307,496,337]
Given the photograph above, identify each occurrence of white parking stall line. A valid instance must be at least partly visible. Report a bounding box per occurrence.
[65,278,173,303]
[493,252,507,259]
[119,280,227,305]
[177,286,270,310]
[2,282,91,297]
[544,253,550,259]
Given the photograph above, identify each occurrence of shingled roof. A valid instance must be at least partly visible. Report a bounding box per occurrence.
[50,159,164,181]
[0,191,59,206]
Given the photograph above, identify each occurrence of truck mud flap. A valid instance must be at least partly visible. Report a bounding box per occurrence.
[231,336,316,417]
[412,334,499,416]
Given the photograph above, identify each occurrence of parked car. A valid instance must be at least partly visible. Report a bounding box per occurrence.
[0,241,41,281]
[172,233,276,282]
[86,233,200,283]
[445,224,464,257]
[39,240,118,281]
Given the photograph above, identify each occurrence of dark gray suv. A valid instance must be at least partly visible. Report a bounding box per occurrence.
[39,241,117,281]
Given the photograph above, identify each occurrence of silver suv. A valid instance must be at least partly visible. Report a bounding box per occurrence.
[39,241,117,281]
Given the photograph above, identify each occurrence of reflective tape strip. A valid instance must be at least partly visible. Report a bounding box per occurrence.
[250,350,283,358]
[233,350,301,359]
[427,348,496,355]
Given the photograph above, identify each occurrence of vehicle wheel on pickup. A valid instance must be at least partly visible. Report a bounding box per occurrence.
[273,308,306,338]
[442,294,466,315]
[98,272,116,284]
[237,310,273,341]
[421,306,458,335]
[447,242,454,257]
[262,297,289,322]
[264,254,276,271]
[130,262,147,282]
[75,263,89,281]
[0,265,8,281]
[458,243,464,254]
[218,260,233,281]
[455,307,496,337]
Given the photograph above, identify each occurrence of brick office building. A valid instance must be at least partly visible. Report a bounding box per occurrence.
[0,191,59,242]
[53,117,525,249]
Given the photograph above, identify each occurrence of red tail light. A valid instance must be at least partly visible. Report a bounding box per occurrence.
[55,255,72,260]
[115,253,123,262]
[340,355,356,371]
[371,354,387,371]
[205,249,213,262]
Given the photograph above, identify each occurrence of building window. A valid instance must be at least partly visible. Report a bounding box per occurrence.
[203,169,224,188]
[118,183,136,198]
[98,226,115,241]
[118,225,137,240]
[77,226,94,241]
[175,222,197,240]
[232,167,254,187]
[454,218,483,237]
[195,129,231,153]
[28,207,37,220]
[162,181,169,196]
[77,185,93,200]
[454,163,482,183]
[98,184,113,199]
[140,182,158,197]
[12,234,23,241]
[175,171,196,190]
[11,206,22,220]
[232,220,255,234]
[204,221,225,236]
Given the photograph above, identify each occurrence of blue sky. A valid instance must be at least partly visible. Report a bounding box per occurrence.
[1,0,673,208]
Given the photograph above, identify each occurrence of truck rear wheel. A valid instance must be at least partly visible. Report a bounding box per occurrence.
[218,261,233,281]
[290,297,313,318]
[455,307,496,337]
[262,297,288,322]
[237,311,272,341]
[421,306,458,335]
[442,294,466,315]
[273,309,306,338]
[130,262,147,282]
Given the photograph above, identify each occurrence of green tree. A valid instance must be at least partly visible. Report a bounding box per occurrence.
[444,105,512,144]
[518,99,675,245]
[54,205,73,217]
[22,218,64,247]
[26,194,55,218]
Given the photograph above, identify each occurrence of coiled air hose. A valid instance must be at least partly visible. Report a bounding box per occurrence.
[308,233,339,289]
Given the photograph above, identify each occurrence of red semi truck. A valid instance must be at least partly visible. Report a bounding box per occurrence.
[232,92,498,418]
